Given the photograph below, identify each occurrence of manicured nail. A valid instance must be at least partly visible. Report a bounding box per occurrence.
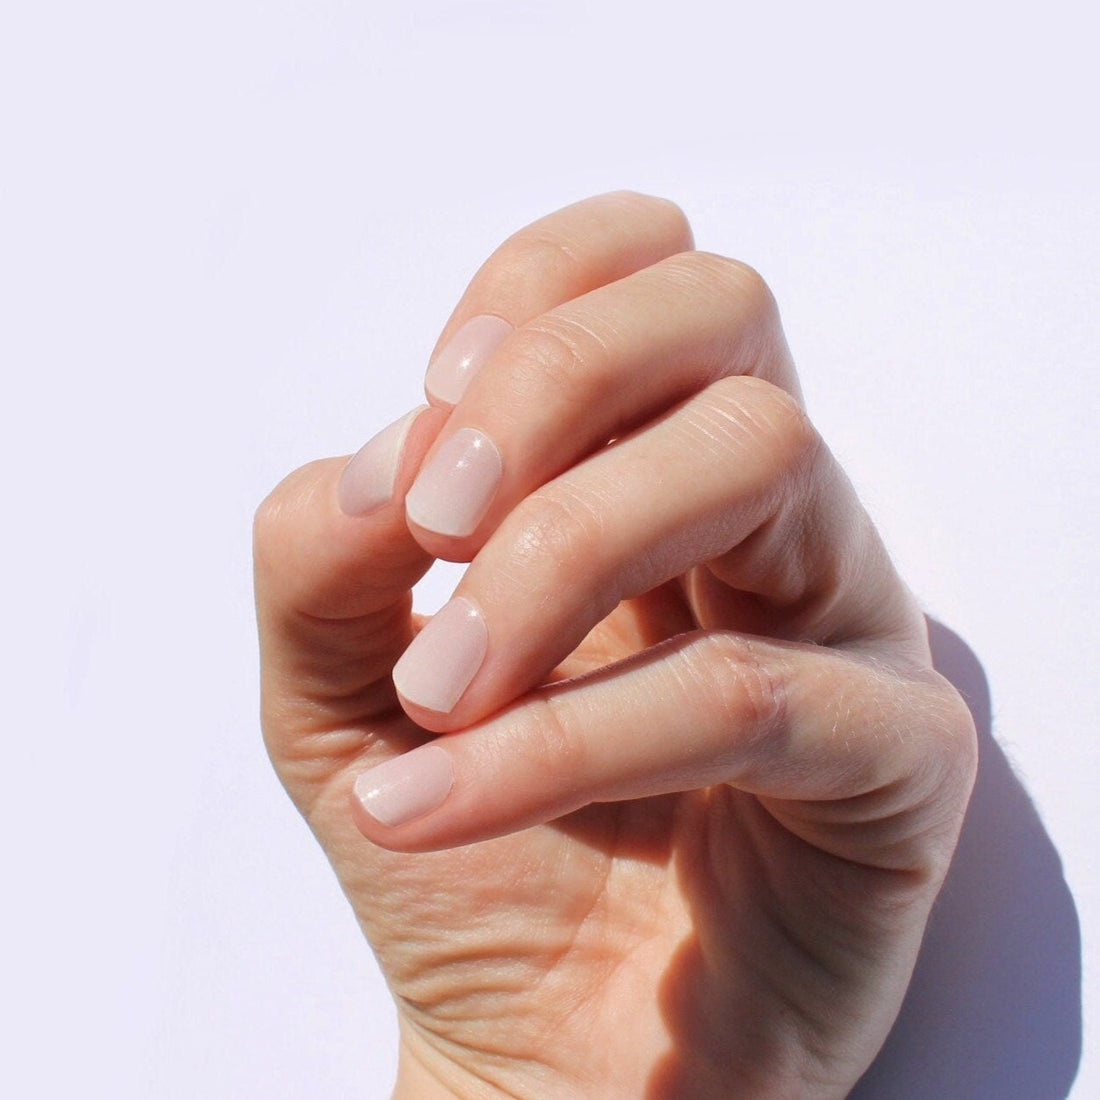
[392,596,488,713]
[337,406,425,516]
[426,314,513,405]
[405,428,502,538]
[354,744,454,827]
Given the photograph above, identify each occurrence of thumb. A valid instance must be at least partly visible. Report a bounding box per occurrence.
[254,404,445,786]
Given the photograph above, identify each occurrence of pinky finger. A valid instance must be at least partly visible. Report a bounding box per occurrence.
[349,632,975,873]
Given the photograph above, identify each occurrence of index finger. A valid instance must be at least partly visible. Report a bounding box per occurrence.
[419,191,693,406]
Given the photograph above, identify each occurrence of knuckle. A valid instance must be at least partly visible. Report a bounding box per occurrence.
[505,487,608,593]
[683,633,787,739]
[757,382,820,467]
[492,193,694,291]
[662,250,779,320]
[704,253,774,309]
[601,189,694,243]
[707,376,822,479]
[876,671,981,871]
[527,693,590,792]
[919,671,980,787]
[486,229,585,296]
[506,321,589,393]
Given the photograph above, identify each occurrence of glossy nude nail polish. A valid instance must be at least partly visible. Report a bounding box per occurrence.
[337,406,424,516]
[404,428,503,538]
[425,314,513,405]
[354,744,454,827]
[391,596,488,713]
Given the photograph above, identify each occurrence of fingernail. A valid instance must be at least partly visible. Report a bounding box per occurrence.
[392,596,488,713]
[354,744,454,827]
[405,428,502,538]
[337,406,425,516]
[426,314,513,405]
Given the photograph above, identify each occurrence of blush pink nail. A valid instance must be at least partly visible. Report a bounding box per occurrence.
[353,744,454,827]
[337,406,424,516]
[426,314,513,405]
[391,596,488,713]
[404,428,503,538]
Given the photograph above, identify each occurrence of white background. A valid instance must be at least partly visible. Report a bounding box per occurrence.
[3,1,1096,1096]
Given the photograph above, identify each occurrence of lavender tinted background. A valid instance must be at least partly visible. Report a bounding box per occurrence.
[3,2,1094,1095]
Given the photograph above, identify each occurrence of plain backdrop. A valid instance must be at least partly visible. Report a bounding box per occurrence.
[3,1,1096,1096]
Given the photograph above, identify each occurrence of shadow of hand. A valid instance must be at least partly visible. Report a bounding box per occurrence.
[851,621,1081,1100]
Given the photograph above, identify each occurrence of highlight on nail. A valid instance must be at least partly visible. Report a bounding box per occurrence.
[353,744,455,827]
[404,428,503,538]
[426,314,513,405]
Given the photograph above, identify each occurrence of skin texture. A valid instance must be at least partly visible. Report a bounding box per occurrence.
[254,192,977,1099]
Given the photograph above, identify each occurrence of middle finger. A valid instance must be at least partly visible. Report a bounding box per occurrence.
[404,252,801,557]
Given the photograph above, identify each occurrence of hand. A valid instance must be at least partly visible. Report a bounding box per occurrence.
[254,192,976,1099]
